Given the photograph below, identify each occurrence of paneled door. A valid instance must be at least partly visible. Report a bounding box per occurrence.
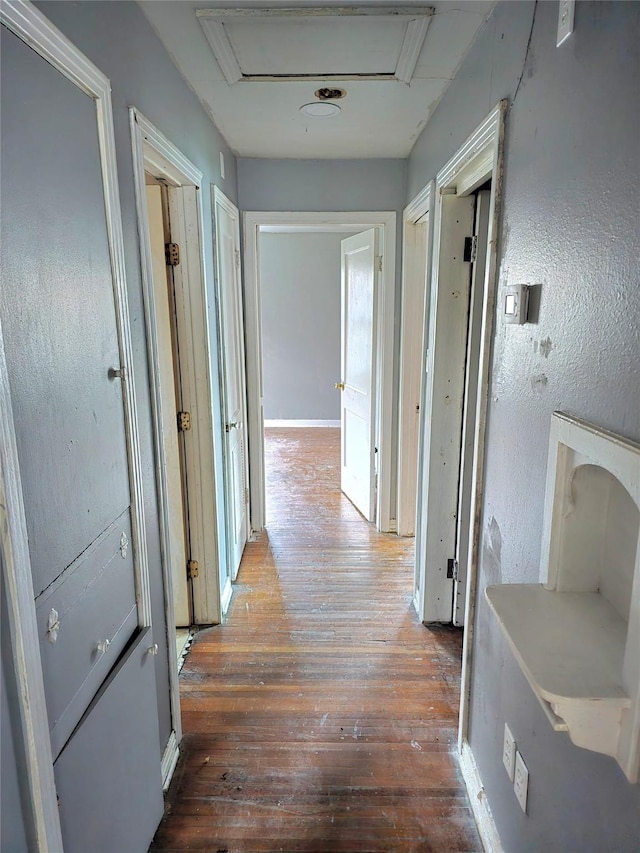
[339,229,379,522]
[213,188,249,582]
[0,14,163,852]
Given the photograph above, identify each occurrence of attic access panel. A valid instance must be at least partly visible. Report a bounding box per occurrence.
[196,6,434,85]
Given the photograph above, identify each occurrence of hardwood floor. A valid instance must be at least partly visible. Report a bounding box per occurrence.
[151,428,481,852]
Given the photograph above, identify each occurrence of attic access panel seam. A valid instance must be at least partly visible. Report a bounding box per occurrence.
[196,6,434,86]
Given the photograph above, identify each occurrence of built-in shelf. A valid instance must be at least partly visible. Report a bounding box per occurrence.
[486,413,640,783]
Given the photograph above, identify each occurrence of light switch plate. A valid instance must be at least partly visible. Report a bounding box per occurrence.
[503,724,516,781]
[557,0,575,47]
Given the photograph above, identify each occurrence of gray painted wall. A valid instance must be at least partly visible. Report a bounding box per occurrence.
[238,158,405,214]
[260,232,349,421]
[408,2,640,849]
[2,3,237,843]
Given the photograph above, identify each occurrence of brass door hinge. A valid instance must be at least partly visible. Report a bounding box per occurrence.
[165,242,180,266]
[187,559,199,579]
[177,411,192,432]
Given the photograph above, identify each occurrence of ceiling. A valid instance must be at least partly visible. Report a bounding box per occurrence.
[139,1,496,159]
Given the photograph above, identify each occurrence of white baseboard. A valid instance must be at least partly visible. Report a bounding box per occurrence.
[459,739,503,853]
[264,419,340,428]
[161,730,180,791]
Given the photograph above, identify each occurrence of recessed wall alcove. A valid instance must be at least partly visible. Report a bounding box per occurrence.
[486,412,640,782]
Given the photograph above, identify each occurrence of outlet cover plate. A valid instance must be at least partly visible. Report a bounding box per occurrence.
[557,0,575,47]
[503,724,516,780]
[514,750,529,813]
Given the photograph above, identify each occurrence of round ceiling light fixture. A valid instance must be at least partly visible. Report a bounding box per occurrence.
[299,101,341,118]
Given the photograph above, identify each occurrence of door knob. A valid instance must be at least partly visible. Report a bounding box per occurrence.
[335,382,345,391]
[225,421,239,433]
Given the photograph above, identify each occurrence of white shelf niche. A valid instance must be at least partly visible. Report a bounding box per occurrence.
[486,412,640,783]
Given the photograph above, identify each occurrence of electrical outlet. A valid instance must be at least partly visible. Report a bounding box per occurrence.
[557,0,575,47]
[503,724,516,780]
[514,750,529,813]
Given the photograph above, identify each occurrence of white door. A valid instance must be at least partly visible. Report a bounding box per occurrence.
[339,229,379,522]
[213,188,249,581]
[146,183,191,627]
[417,194,475,623]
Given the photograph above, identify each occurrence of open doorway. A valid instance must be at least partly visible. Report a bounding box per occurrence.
[130,108,230,783]
[243,211,397,535]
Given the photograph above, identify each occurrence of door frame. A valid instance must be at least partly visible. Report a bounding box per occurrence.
[212,186,250,583]
[408,102,507,750]
[0,2,153,847]
[397,182,434,538]
[130,110,229,776]
[243,211,397,534]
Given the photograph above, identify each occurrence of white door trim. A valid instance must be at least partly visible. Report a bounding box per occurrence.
[212,186,250,583]
[397,181,434,538]
[456,102,507,754]
[130,109,227,777]
[0,1,152,847]
[405,102,507,752]
[243,210,397,534]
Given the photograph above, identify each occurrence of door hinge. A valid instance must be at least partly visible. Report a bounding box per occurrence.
[463,236,477,264]
[245,487,250,505]
[234,249,241,269]
[187,559,199,579]
[447,558,459,580]
[165,242,180,266]
[375,254,383,273]
[177,411,192,432]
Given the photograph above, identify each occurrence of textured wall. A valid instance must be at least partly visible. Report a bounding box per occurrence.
[260,232,353,420]
[408,2,640,849]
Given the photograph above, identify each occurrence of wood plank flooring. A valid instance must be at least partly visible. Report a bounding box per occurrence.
[151,428,481,852]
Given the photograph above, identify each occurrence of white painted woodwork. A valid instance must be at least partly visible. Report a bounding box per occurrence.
[243,211,396,535]
[459,741,504,853]
[418,194,475,623]
[453,190,491,627]
[196,8,433,82]
[145,184,190,627]
[398,182,433,538]
[139,2,495,158]
[486,413,640,783]
[213,188,249,582]
[340,229,378,522]
[455,102,506,754]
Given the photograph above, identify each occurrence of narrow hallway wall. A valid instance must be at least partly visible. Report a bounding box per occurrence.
[408,2,640,849]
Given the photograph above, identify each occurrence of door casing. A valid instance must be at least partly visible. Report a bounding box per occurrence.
[130,109,228,785]
[397,182,434,538]
[408,102,507,756]
[243,211,397,535]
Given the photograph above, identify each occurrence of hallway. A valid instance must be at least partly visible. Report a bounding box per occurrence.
[151,428,481,852]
